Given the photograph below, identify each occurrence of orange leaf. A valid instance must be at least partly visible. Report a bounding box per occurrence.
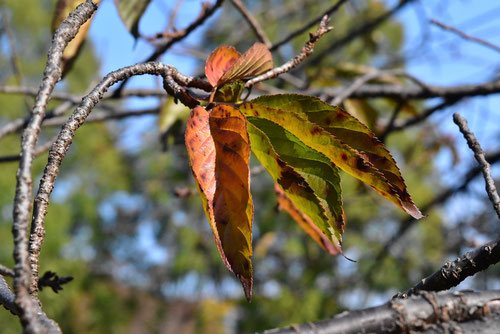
[185,105,253,299]
[275,185,341,255]
[219,43,273,85]
[205,46,241,87]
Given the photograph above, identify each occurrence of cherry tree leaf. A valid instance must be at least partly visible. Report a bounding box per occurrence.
[240,95,422,219]
[114,0,151,39]
[205,46,241,87]
[185,105,253,299]
[247,122,343,252]
[52,0,101,77]
[275,185,341,255]
[218,43,273,85]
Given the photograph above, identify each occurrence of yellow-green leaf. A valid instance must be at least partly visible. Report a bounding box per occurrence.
[241,95,422,219]
[247,121,343,252]
[114,0,151,39]
[275,185,341,255]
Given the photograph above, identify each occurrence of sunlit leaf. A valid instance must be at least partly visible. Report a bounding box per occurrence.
[219,43,273,85]
[114,0,151,39]
[247,122,342,252]
[52,0,101,77]
[275,185,341,255]
[205,45,240,87]
[185,105,253,299]
[240,95,422,219]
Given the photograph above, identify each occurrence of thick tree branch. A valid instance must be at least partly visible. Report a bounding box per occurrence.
[259,290,500,334]
[404,239,500,296]
[453,113,500,220]
[11,1,96,332]
[28,62,197,297]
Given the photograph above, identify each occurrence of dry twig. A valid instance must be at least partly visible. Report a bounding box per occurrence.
[246,15,332,87]
[453,113,500,219]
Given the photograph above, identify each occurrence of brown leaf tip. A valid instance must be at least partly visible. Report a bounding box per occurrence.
[237,274,253,302]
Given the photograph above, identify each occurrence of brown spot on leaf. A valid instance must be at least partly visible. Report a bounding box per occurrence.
[278,168,297,190]
[341,153,348,161]
[355,157,370,172]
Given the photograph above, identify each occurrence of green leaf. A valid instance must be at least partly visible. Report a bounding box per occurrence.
[114,0,151,39]
[240,94,422,219]
[213,81,245,103]
[247,121,342,252]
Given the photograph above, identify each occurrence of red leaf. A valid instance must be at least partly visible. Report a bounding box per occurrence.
[205,46,240,87]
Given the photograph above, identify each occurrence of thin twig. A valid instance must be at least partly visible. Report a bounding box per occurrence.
[389,98,462,133]
[0,135,59,164]
[0,101,74,140]
[403,238,500,296]
[230,0,271,48]
[431,19,500,54]
[453,113,500,219]
[0,265,14,277]
[11,1,96,331]
[379,99,404,142]
[315,79,500,100]
[246,15,332,87]
[270,0,348,51]
[28,62,198,296]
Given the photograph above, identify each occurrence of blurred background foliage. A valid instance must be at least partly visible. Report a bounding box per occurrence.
[0,0,499,333]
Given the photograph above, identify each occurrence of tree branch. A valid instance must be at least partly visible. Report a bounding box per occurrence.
[0,276,18,315]
[11,1,97,332]
[113,0,224,96]
[404,239,500,296]
[316,78,500,100]
[431,18,500,54]
[453,113,500,220]
[246,15,332,87]
[270,0,348,51]
[27,62,198,297]
[258,290,500,334]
